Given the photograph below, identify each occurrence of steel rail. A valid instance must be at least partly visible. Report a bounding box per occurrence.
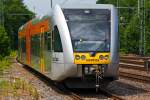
[99,88,124,100]
[119,71,150,83]
[119,63,145,71]
[120,56,150,60]
[69,92,83,100]
[120,59,144,65]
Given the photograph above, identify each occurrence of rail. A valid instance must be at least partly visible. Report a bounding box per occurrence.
[120,56,150,71]
[119,63,145,71]
[119,71,150,83]
[99,88,124,100]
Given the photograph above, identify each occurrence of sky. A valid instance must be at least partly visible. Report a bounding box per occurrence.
[23,0,97,16]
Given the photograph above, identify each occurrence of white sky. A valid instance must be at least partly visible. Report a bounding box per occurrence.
[23,0,97,16]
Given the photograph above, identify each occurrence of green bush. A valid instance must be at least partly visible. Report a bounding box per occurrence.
[0,26,10,58]
[0,58,11,74]
[9,51,17,58]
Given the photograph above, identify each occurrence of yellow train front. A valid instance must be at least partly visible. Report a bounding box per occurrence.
[74,53,110,65]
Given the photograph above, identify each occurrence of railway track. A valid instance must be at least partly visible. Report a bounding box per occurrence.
[120,56,150,60]
[120,59,144,65]
[119,63,145,71]
[21,64,83,100]
[119,71,150,83]
[18,61,123,100]
[70,88,124,100]
[119,56,150,71]
[98,88,124,100]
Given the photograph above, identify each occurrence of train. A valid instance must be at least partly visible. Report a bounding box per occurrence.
[18,4,119,90]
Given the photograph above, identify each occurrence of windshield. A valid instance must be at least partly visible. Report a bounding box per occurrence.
[63,9,110,52]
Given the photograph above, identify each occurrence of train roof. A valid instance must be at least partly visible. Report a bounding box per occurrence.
[18,15,50,32]
[31,16,50,25]
[18,4,116,33]
[61,4,115,9]
[18,23,27,32]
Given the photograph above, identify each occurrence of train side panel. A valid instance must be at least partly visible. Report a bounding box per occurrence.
[18,17,53,78]
[52,5,77,80]
[104,6,119,79]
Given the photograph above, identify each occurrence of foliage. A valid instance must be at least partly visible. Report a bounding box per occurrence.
[0,78,39,99]
[97,0,137,7]
[9,50,17,58]
[0,25,10,58]
[3,0,34,50]
[97,0,150,55]
[0,0,34,58]
[0,58,10,74]
[144,2,150,55]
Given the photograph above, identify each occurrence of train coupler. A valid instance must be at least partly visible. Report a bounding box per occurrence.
[94,65,104,92]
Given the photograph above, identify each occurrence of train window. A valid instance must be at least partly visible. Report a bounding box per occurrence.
[53,26,63,52]
[21,38,26,53]
[52,30,54,50]
[31,35,40,57]
[63,9,110,52]
[20,37,26,62]
[45,32,51,51]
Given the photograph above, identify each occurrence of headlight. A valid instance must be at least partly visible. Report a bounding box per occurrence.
[81,55,86,60]
[105,55,109,60]
[75,55,80,60]
[99,55,104,60]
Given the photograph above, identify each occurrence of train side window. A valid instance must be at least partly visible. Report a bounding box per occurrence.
[53,26,63,52]
[52,30,54,50]
[44,32,52,51]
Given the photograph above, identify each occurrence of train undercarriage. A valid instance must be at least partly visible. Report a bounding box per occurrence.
[64,64,114,91]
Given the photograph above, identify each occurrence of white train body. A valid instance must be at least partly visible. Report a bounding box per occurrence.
[18,4,119,88]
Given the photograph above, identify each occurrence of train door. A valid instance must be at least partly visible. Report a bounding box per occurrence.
[53,26,64,63]
[40,26,45,73]
[44,30,53,77]
[26,27,31,65]
[18,37,26,63]
[40,25,53,77]
[30,34,40,71]
[51,26,64,79]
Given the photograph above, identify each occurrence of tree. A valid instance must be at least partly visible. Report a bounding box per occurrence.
[0,25,10,58]
[4,0,34,50]
[0,0,34,57]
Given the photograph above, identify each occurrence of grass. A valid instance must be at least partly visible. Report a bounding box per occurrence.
[0,58,11,75]
[9,51,17,58]
[0,52,39,99]
[0,78,39,99]
[0,50,18,74]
